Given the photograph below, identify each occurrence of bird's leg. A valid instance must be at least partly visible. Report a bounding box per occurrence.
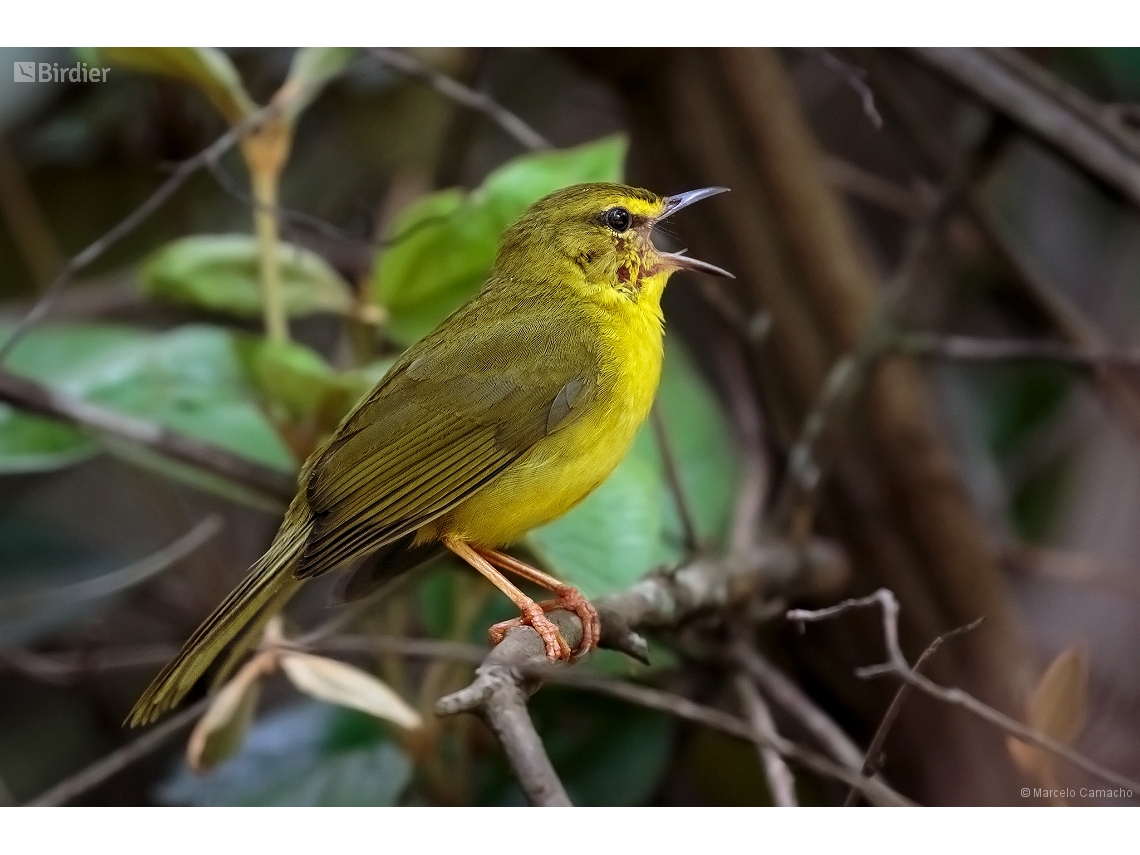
[442,536,571,661]
[471,546,600,658]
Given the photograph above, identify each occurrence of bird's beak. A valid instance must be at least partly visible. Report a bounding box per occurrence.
[654,187,735,279]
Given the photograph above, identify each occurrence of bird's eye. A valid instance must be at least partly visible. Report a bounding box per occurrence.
[605,207,632,232]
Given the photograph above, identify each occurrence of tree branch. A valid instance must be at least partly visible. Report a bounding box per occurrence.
[436,610,579,807]
[788,589,1140,798]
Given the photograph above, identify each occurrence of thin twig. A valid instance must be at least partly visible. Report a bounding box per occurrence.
[0,516,222,620]
[842,617,984,806]
[651,404,701,554]
[0,369,296,502]
[0,644,179,684]
[788,589,1140,798]
[902,47,1140,209]
[550,668,912,806]
[822,155,928,219]
[814,50,883,129]
[732,644,864,770]
[371,48,550,152]
[897,332,1140,371]
[0,107,275,362]
[27,697,210,806]
[734,673,798,805]
[306,634,485,665]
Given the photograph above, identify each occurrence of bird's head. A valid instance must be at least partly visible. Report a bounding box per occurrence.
[493,182,733,305]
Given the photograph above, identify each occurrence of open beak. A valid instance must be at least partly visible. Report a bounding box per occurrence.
[654,187,735,279]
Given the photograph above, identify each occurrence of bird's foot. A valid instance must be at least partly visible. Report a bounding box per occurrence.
[487,586,599,661]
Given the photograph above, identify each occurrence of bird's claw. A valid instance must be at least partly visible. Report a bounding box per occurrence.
[487,587,599,662]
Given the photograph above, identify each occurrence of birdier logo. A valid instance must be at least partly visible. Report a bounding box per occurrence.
[13,61,109,83]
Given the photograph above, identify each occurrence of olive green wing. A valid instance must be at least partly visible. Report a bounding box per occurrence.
[296,301,599,578]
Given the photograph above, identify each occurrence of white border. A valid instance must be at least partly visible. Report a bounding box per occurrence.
[2,2,1139,48]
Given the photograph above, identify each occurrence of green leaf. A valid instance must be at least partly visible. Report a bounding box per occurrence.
[653,335,740,546]
[0,323,147,475]
[159,702,413,806]
[140,234,355,319]
[278,47,356,120]
[0,322,298,482]
[527,338,739,598]
[0,406,95,474]
[95,48,257,124]
[372,135,627,345]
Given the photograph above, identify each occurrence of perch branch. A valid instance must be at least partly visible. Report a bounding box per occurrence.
[788,589,1140,797]
[436,610,580,806]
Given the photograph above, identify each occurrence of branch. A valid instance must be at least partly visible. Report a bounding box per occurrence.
[788,589,1140,798]
[814,50,883,129]
[866,52,1140,445]
[734,673,798,805]
[0,644,178,684]
[0,369,295,502]
[595,537,849,662]
[370,48,550,152]
[822,155,928,219]
[897,332,1140,371]
[731,644,864,770]
[436,610,579,807]
[902,48,1140,210]
[549,668,912,806]
[842,617,983,806]
[27,697,209,806]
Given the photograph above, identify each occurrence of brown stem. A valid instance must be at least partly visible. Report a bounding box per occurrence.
[0,369,296,502]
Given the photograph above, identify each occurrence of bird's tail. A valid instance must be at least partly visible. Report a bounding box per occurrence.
[126,511,313,727]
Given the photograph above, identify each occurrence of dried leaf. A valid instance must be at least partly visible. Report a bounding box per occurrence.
[1027,642,1089,743]
[1007,641,1089,789]
[187,654,271,772]
[280,652,422,731]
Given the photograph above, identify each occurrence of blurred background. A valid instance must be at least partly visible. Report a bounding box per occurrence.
[1,47,1138,807]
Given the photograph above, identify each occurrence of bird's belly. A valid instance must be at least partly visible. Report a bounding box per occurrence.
[424,324,662,547]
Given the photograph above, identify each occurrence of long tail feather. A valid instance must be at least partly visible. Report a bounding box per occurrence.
[126,516,312,727]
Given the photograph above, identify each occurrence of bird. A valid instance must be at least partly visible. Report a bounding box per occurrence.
[128,182,732,727]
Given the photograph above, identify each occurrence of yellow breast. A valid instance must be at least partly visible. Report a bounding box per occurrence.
[424,274,667,547]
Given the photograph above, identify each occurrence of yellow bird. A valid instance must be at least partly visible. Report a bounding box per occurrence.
[129,182,731,727]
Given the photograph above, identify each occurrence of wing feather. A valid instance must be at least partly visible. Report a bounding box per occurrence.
[294,292,600,580]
